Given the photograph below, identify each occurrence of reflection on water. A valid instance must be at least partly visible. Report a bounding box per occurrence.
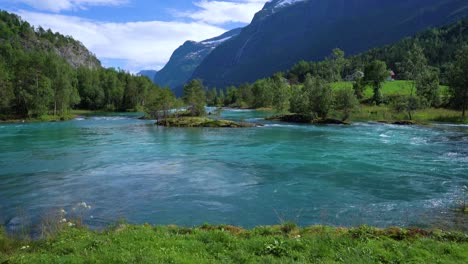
[0,110,467,232]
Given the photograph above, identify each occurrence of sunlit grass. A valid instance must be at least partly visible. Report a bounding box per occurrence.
[1,224,468,263]
[332,80,450,99]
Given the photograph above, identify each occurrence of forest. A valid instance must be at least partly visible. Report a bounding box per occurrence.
[1,11,467,122]
[196,19,468,121]
[0,11,177,120]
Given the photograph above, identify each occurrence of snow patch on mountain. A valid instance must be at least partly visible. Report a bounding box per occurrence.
[269,0,308,9]
[201,36,233,46]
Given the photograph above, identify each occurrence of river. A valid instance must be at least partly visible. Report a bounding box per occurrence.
[0,109,467,231]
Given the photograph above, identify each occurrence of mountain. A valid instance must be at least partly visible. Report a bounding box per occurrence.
[153,27,242,96]
[191,0,468,88]
[137,70,157,80]
[0,11,100,70]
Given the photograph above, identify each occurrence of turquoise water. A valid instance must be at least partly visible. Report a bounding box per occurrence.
[0,110,467,230]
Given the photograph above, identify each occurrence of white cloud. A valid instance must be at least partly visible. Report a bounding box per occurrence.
[5,1,270,71]
[7,0,128,12]
[175,0,269,25]
[16,10,226,71]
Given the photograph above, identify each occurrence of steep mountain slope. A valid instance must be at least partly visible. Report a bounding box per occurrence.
[137,70,157,80]
[153,28,242,96]
[192,0,468,88]
[0,11,100,69]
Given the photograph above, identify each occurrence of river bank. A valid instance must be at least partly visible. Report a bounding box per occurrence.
[1,224,467,263]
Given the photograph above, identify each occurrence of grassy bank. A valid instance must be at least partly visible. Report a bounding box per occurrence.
[331,80,450,98]
[0,110,97,123]
[1,224,467,263]
[345,106,467,124]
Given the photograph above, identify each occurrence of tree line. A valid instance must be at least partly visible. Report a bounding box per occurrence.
[181,43,467,120]
[0,11,177,119]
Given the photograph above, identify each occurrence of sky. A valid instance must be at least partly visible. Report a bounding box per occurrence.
[0,0,269,72]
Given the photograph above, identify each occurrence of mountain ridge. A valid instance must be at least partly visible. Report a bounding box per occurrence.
[191,0,468,89]
[153,27,243,96]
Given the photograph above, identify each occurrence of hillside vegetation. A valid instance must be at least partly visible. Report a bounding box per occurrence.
[0,10,178,121]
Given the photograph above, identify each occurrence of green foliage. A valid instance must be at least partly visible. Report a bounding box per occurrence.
[416,67,441,107]
[392,95,420,120]
[364,60,389,105]
[0,10,172,119]
[304,75,334,119]
[271,73,291,112]
[183,79,207,116]
[252,78,273,108]
[353,76,366,100]
[334,87,359,121]
[448,45,468,117]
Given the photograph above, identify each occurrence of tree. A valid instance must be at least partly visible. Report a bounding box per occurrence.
[225,86,238,106]
[304,74,334,119]
[364,60,389,105]
[183,79,206,116]
[329,48,346,82]
[448,45,468,117]
[271,73,291,112]
[251,78,273,108]
[401,44,440,107]
[77,67,104,110]
[0,61,14,112]
[334,87,359,121]
[237,83,254,108]
[145,87,176,119]
[206,88,217,106]
[393,95,420,120]
[289,84,308,114]
[352,75,366,100]
[416,67,440,107]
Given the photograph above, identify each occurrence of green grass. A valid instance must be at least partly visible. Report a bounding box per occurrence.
[341,105,466,124]
[1,224,468,263]
[329,81,466,124]
[157,117,258,127]
[331,80,449,98]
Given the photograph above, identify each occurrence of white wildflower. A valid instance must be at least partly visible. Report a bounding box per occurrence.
[60,218,67,223]
[20,245,30,250]
[68,222,75,227]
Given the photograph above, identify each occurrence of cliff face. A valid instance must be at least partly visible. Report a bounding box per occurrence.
[0,10,101,69]
[191,0,468,88]
[56,43,101,69]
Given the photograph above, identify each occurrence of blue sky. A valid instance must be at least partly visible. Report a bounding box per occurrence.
[0,0,269,72]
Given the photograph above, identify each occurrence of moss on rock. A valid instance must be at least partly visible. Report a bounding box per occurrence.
[156,117,259,128]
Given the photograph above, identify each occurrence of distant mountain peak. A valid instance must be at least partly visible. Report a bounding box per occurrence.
[153,27,243,95]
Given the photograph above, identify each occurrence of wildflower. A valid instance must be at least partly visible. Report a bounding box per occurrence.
[68,222,75,227]
[20,245,30,250]
[60,209,67,215]
[60,218,67,223]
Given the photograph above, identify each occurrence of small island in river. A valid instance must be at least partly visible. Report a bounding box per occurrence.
[156,117,260,128]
